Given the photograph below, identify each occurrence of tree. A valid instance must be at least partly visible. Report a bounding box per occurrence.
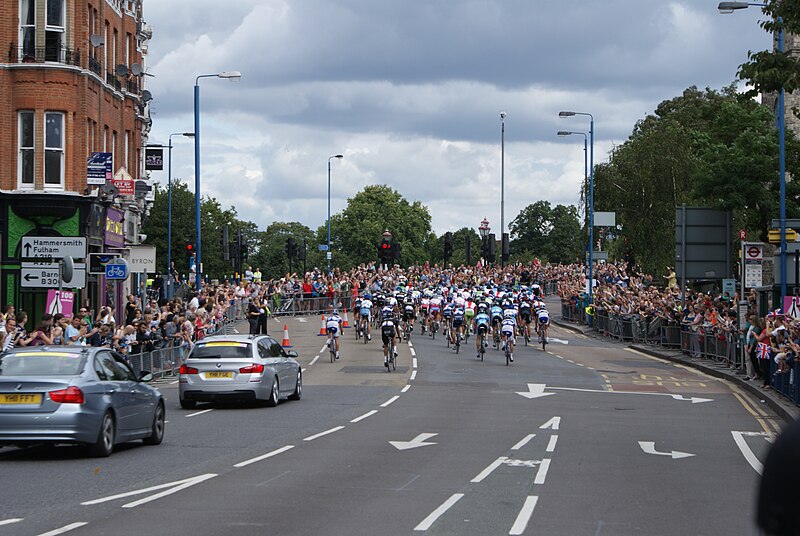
[249,222,320,279]
[430,227,482,266]
[508,201,581,263]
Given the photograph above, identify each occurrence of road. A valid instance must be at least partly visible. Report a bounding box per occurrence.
[0,315,781,535]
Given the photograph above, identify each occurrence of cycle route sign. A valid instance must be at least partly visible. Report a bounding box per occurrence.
[105,258,129,280]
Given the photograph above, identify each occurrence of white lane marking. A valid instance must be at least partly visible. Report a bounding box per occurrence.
[410,348,417,357]
[234,445,295,468]
[170,380,179,385]
[566,359,575,363]
[408,341,414,348]
[638,441,695,459]
[302,368,307,373]
[309,355,319,366]
[0,519,23,526]
[410,370,417,381]
[381,395,400,407]
[576,363,585,367]
[732,431,765,474]
[534,458,551,484]
[414,493,465,531]
[350,410,378,423]
[548,338,569,345]
[37,522,88,536]
[401,385,411,393]
[546,435,559,453]
[320,345,327,353]
[471,457,508,483]
[412,357,418,368]
[511,434,536,451]
[82,474,218,508]
[509,496,539,535]
[540,416,561,430]
[297,317,307,323]
[304,426,345,441]
[185,408,213,418]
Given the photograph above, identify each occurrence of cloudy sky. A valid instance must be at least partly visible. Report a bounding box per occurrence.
[143,0,771,236]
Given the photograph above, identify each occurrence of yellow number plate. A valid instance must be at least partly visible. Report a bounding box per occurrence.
[205,371,233,379]
[0,393,43,405]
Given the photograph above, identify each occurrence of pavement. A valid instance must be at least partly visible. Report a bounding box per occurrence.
[549,299,800,423]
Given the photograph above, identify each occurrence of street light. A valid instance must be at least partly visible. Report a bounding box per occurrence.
[558,130,589,260]
[479,217,490,265]
[560,110,595,304]
[500,112,507,267]
[193,70,242,289]
[327,154,344,274]
[718,2,787,302]
[167,131,194,298]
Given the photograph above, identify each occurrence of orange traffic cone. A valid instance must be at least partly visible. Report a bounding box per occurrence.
[282,324,292,348]
[318,315,327,336]
[342,310,350,328]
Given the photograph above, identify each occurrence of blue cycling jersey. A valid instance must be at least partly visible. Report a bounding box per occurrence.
[475,313,491,325]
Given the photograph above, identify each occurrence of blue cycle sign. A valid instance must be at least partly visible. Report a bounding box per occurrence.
[105,258,129,280]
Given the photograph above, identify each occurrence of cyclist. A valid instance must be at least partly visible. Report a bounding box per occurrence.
[537,306,551,343]
[532,283,542,299]
[490,301,504,346]
[381,314,397,369]
[359,295,373,341]
[402,295,416,337]
[419,293,430,334]
[473,308,491,358]
[353,295,363,328]
[501,314,517,362]
[442,300,454,340]
[464,296,476,336]
[326,309,343,360]
[519,294,532,341]
[451,304,465,347]
[428,293,442,334]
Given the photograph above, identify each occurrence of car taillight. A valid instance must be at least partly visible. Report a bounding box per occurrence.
[179,365,199,374]
[239,364,264,374]
[49,386,85,404]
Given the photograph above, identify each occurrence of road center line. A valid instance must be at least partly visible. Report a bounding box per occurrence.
[471,457,508,483]
[304,426,345,441]
[309,355,319,366]
[511,434,536,451]
[509,496,539,535]
[234,445,295,468]
[412,357,418,368]
[410,370,417,381]
[185,409,213,418]
[381,395,400,407]
[169,380,179,385]
[37,522,88,536]
[350,410,378,423]
[414,493,464,531]
[0,519,23,526]
[401,385,411,393]
[534,458,551,484]
[546,435,559,453]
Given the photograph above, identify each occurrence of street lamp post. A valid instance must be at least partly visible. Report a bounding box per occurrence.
[327,154,344,274]
[193,70,241,290]
[500,112,507,267]
[560,111,594,303]
[479,217,490,265]
[557,130,588,259]
[718,1,787,302]
[167,131,194,298]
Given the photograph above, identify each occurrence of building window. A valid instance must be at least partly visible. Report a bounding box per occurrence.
[44,112,65,187]
[124,131,130,170]
[112,131,117,166]
[104,21,109,72]
[112,29,118,70]
[18,111,35,187]
[103,125,108,152]
[45,0,66,62]
[19,0,36,61]
[125,33,131,67]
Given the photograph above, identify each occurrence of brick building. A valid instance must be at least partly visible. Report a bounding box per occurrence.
[0,0,154,324]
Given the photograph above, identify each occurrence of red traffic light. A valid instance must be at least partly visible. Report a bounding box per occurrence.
[186,243,193,251]
[382,243,389,249]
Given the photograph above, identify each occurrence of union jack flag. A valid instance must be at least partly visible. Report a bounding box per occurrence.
[757,342,771,361]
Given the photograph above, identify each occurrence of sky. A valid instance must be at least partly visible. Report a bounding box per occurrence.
[142,0,772,237]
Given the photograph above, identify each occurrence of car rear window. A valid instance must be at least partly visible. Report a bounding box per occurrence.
[0,352,86,376]
[190,342,252,359]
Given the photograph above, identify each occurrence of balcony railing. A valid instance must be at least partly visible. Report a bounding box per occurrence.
[88,56,102,75]
[8,44,81,66]
[126,78,139,94]
[106,71,122,92]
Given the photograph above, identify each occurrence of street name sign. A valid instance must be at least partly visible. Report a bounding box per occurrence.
[21,262,86,288]
[21,237,86,259]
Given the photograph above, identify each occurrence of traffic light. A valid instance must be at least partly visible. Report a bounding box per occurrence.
[501,232,510,263]
[297,239,306,261]
[185,241,194,255]
[286,237,297,259]
[444,232,453,262]
[221,225,230,261]
[379,239,392,262]
[487,233,496,263]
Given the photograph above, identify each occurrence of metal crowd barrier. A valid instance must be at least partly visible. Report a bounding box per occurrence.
[770,359,800,405]
[128,342,190,379]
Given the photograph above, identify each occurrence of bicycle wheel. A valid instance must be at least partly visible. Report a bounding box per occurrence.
[455,338,460,354]
[330,340,336,363]
[391,343,397,371]
[505,342,510,366]
[479,335,485,362]
[541,329,547,352]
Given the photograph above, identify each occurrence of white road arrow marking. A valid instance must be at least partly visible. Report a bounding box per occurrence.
[539,417,561,430]
[669,394,714,404]
[638,441,695,460]
[81,474,218,508]
[390,433,438,451]
[516,383,556,399]
[547,338,569,345]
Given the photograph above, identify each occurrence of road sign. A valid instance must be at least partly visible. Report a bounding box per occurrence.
[105,258,129,280]
[746,245,763,261]
[739,229,746,241]
[89,253,121,274]
[21,237,86,260]
[21,262,86,288]
[318,244,329,251]
[326,252,332,260]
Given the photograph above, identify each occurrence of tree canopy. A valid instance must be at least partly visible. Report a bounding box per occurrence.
[508,201,582,264]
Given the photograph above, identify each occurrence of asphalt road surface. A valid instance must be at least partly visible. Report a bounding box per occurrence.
[0,316,782,535]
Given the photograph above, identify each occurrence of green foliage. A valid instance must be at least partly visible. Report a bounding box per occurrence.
[508,201,581,264]
[430,227,482,266]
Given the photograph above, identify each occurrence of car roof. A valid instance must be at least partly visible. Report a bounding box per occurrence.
[197,334,274,344]
[2,346,99,355]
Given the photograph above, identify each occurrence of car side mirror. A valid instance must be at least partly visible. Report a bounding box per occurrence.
[286,350,298,358]
[139,371,154,382]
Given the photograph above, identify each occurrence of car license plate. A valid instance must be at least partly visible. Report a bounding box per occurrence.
[0,393,43,405]
[205,371,233,379]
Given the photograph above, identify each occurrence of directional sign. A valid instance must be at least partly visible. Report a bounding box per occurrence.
[389,433,438,451]
[638,441,695,460]
[318,244,329,251]
[21,237,86,260]
[21,263,86,288]
[105,258,129,280]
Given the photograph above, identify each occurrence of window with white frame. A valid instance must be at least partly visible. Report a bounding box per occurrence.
[18,111,35,187]
[124,131,130,170]
[104,21,109,71]
[45,0,66,62]
[44,112,65,187]
[103,125,108,152]
[19,0,36,60]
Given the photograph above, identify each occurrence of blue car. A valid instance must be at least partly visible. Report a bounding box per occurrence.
[0,346,165,457]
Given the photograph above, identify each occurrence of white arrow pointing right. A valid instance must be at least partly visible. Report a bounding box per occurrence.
[390,433,438,451]
[516,383,555,399]
[638,441,695,460]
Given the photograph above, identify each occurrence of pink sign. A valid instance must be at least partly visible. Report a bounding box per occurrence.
[47,290,75,318]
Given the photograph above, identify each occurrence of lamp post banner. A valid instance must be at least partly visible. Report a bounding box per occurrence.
[145,147,164,170]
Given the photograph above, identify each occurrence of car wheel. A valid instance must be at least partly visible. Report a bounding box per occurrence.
[180,398,197,410]
[288,370,302,401]
[265,378,279,407]
[143,402,165,445]
[88,411,115,458]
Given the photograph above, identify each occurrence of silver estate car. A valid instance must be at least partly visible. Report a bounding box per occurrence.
[179,335,301,409]
[0,346,165,457]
